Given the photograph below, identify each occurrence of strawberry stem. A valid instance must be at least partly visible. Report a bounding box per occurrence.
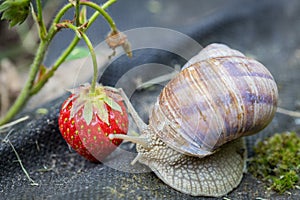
[80,1,118,32]
[65,22,98,93]
[75,0,80,26]
[82,33,98,94]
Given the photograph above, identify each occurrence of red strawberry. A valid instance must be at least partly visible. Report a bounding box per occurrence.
[58,84,128,163]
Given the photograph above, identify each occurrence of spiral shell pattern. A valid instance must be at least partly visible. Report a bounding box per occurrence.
[149,43,278,157]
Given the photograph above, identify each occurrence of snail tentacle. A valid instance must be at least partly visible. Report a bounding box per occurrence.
[109,133,151,150]
[118,88,148,131]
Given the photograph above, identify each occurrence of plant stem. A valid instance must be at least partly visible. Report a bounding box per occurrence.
[46,3,73,42]
[102,0,118,9]
[0,0,118,125]
[60,23,98,87]
[35,0,47,39]
[75,0,80,26]
[66,22,98,92]
[30,1,117,95]
[0,40,48,125]
[80,1,117,32]
[61,24,97,91]
[0,3,75,125]
[81,33,98,93]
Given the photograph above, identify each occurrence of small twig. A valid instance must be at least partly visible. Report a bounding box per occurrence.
[277,107,300,118]
[284,191,292,195]
[255,198,268,200]
[0,115,29,132]
[35,140,40,152]
[2,129,39,186]
[36,165,54,173]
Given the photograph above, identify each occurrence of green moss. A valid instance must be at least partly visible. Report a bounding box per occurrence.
[248,132,300,194]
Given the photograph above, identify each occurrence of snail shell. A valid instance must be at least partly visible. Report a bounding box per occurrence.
[112,43,278,197]
[149,43,278,158]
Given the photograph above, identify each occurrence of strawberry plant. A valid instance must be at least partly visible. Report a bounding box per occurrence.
[0,0,131,125]
[0,0,132,161]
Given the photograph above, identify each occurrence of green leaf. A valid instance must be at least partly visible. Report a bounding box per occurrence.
[65,46,90,61]
[0,0,30,27]
[83,101,93,125]
[95,100,109,125]
[103,96,122,113]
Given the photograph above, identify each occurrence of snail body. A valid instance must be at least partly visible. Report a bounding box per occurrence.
[110,43,278,197]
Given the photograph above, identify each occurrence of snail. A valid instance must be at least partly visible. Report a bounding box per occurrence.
[109,43,278,197]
